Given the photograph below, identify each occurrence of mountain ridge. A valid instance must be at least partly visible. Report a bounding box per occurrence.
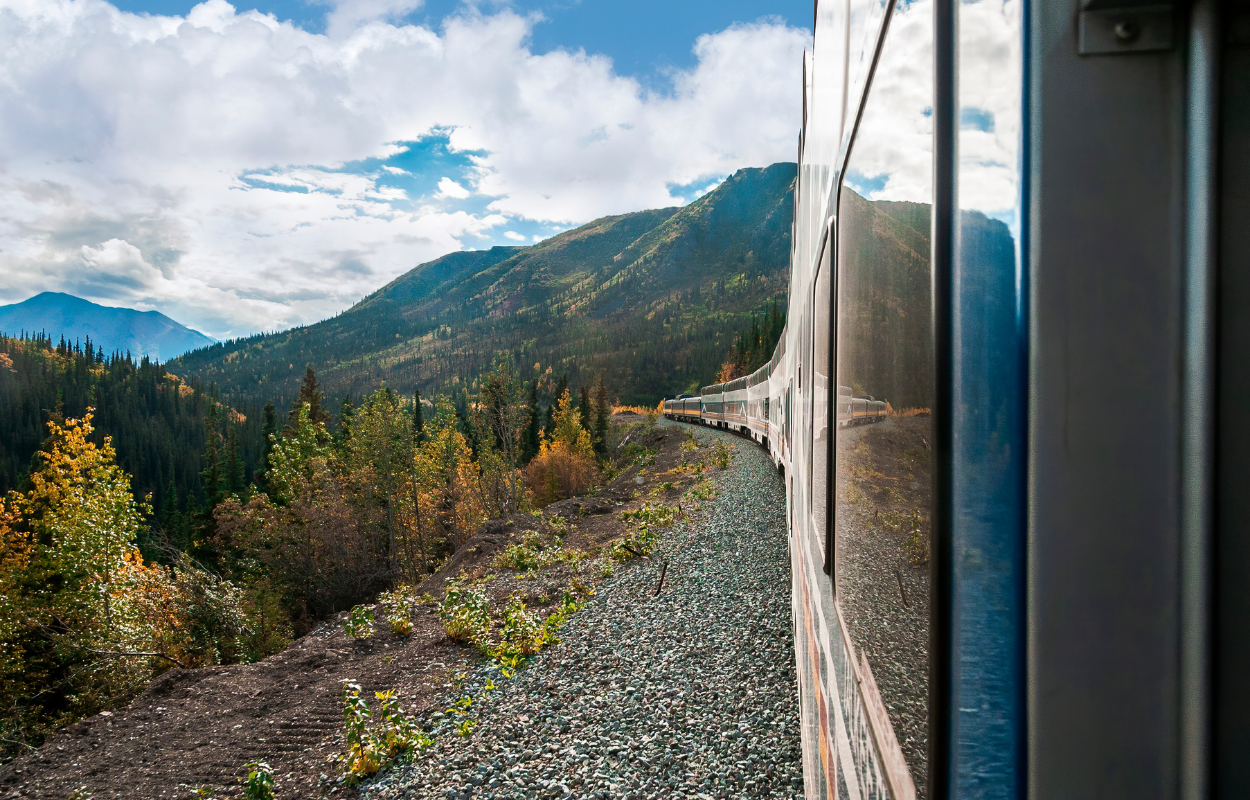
[170,162,798,406]
[0,292,216,363]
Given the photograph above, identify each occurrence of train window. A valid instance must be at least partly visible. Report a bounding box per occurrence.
[834,0,934,795]
[811,232,833,571]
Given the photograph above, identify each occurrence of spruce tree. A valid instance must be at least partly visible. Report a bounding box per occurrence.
[412,389,424,443]
[257,401,277,485]
[339,394,355,443]
[287,366,330,432]
[225,425,244,496]
[201,403,223,507]
[522,381,541,464]
[578,385,592,438]
[593,374,610,457]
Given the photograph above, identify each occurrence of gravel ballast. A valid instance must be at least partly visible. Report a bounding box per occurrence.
[363,423,802,800]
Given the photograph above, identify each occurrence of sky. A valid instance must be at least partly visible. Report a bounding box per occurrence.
[0,0,812,340]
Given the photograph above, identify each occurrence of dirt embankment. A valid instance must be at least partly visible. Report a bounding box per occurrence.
[1,419,712,800]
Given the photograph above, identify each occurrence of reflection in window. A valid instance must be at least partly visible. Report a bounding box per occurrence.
[811,240,832,566]
[834,0,934,795]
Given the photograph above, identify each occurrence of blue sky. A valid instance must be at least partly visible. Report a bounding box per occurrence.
[112,0,813,82]
[0,0,810,338]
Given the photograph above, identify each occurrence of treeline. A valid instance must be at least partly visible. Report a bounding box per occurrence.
[716,300,786,382]
[0,333,265,514]
[0,357,617,755]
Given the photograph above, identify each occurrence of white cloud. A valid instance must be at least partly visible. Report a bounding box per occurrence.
[0,0,808,338]
[436,177,472,200]
[503,231,525,241]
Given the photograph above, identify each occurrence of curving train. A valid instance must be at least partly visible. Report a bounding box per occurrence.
[663,0,1250,797]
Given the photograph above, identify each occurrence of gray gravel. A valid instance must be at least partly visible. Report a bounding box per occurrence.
[362,423,802,800]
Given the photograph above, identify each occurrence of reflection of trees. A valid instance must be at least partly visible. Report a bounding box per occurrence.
[837,188,934,411]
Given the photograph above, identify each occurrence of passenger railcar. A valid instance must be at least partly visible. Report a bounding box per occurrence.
[663,0,1250,797]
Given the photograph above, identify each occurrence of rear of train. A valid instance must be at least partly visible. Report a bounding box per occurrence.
[678,0,1250,797]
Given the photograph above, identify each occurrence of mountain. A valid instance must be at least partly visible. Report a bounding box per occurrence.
[170,162,797,407]
[0,292,216,362]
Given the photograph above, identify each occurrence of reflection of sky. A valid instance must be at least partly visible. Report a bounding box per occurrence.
[836,0,1020,230]
[959,0,1023,240]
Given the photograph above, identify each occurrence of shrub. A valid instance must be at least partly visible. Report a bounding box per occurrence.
[344,605,374,640]
[495,596,552,659]
[524,440,599,506]
[242,761,276,800]
[378,587,414,636]
[338,682,431,783]
[438,582,491,649]
[614,503,681,561]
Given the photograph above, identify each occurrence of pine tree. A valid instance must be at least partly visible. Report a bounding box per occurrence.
[201,403,223,507]
[256,402,277,486]
[521,381,541,464]
[338,394,355,443]
[413,389,425,443]
[286,367,330,433]
[593,374,610,457]
[224,425,244,496]
[578,385,592,438]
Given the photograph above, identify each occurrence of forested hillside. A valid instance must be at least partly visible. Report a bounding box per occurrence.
[0,334,264,513]
[169,163,797,409]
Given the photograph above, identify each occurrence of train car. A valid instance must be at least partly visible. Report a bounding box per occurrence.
[665,0,1250,796]
[745,364,771,445]
[722,376,749,432]
[699,383,724,426]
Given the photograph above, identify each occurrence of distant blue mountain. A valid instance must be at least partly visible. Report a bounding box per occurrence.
[0,292,216,362]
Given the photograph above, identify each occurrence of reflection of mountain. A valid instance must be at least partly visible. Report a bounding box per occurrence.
[837,189,934,410]
[836,192,1017,412]
[170,163,796,407]
[0,292,216,362]
[837,193,1017,411]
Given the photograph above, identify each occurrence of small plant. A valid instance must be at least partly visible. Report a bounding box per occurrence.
[184,787,221,800]
[494,532,546,571]
[242,761,276,800]
[680,437,699,453]
[843,482,865,505]
[416,592,437,607]
[438,582,492,650]
[903,511,930,566]
[650,481,675,495]
[67,788,92,800]
[570,576,595,597]
[713,441,733,469]
[345,605,375,640]
[456,718,477,737]
[548,514,570,534]
[599,559,614,578]
[687,480,717,502]
[495,595,552,659]
[378,587,415,636]
[339,682,431,783]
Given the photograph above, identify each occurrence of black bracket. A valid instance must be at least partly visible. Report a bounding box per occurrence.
[1079,0,1175,55]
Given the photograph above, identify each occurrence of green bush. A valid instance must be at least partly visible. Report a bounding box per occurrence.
[344,605,374,640]
[243,761,276,800]
[438,582,491,649]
